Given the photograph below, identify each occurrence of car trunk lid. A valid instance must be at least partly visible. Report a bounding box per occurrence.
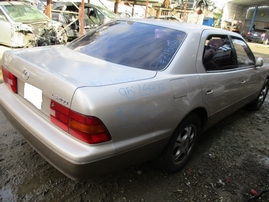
[2,45,156,117]
[8,45,156,86]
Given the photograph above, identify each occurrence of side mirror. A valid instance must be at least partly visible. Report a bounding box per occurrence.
[255,57,263,67]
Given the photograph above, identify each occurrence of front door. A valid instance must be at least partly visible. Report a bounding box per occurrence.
[231,37,262,107]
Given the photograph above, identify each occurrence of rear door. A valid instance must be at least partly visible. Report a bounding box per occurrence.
[197,32,243,125]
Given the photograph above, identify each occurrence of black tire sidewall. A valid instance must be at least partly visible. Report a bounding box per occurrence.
[159,113,201,173]
[247,78,269,111]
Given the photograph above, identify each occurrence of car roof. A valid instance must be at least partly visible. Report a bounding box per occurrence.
[119,18,240,37]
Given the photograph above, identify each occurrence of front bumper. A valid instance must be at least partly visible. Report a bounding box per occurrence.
[0,84,165,180]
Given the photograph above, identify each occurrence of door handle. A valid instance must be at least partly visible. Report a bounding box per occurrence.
[206,90,213,95]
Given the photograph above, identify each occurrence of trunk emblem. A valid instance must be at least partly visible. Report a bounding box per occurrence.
[22,70,30,80]
[52,93,69,105]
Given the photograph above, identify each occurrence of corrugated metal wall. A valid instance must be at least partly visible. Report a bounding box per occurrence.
[245,7,269,30]
[245,7,269,31]
[222,3,269,33]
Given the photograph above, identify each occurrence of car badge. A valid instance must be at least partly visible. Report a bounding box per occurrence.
[22,69,30,80]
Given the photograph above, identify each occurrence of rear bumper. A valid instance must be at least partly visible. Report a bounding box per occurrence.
[0,84,166,180]
[245,37,264,43]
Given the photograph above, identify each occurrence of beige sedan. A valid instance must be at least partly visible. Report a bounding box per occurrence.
[0,19,269,180]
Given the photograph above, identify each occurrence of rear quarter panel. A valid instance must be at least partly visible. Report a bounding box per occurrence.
[71,73,204,154]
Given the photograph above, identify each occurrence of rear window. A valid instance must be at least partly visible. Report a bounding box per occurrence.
[67,20,186,70]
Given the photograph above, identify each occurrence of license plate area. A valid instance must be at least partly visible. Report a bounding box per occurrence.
[24,83,42,109]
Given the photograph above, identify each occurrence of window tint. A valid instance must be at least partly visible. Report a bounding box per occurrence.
[231,38,255,67]
[203,35,235,71]
[68,21,186,70]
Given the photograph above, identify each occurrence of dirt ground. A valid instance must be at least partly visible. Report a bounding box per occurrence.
[0,43,269,202]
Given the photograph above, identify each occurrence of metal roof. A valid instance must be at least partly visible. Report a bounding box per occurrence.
[227,0,269,7]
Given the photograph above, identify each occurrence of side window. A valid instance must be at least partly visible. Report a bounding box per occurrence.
[0,11,7,21]
[203,35,235,71]
[95,9,104,24]
[88,8,100,25]
[231,38,255,67]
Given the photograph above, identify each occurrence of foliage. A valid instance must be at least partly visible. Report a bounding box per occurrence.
[213,9,223,27]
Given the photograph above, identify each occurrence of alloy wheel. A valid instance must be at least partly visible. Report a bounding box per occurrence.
[172,124,196,165]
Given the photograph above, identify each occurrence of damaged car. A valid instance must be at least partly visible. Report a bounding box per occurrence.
[0,1,67,48]
[51,2,118,40]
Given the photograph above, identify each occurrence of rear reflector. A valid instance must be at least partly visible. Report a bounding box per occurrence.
[50,100,70,132]
[50,100,111,144]
[2,66,17,93]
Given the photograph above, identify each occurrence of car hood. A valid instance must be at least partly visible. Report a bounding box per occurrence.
[9,45,157,87]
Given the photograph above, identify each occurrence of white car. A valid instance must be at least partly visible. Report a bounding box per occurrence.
[0,1,67,47]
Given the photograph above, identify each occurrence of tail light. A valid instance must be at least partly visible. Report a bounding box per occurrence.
[2,66,17,93]
[50,100,111,144]
[247,32,251,36]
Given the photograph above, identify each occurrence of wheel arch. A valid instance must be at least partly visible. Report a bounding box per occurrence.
[175,107,208,134]
[191,107,208,131]
[154,107,208,173]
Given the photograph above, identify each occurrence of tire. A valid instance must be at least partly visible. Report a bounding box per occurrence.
[155,113,201,173]
[247,78,269,111]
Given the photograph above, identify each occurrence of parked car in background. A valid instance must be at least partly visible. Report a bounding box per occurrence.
[1,19,269,180]
[52,2,118,40]
[23,0,46,12]
[245,28,269,45]
[0,1,67,48]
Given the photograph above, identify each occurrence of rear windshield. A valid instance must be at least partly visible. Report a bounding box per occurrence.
[67,20,186,70]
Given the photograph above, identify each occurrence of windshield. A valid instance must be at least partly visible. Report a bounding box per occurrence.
[95,5,117,19]
[3,3,48,22]
[68,20,186,70]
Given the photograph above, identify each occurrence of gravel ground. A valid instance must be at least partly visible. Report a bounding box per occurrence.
[0,43,269,202]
